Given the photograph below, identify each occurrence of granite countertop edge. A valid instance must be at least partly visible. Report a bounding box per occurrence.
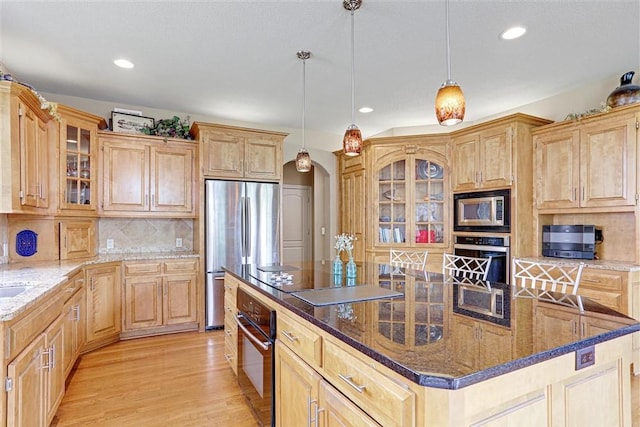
[0,252,199,321]
[223,268,640,390]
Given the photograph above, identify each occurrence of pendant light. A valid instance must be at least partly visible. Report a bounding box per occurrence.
[435,0,465,126]
[295,50,312,173]
[342,0,363,156]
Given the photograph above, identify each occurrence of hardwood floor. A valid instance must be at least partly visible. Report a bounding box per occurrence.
[52,331,258,427]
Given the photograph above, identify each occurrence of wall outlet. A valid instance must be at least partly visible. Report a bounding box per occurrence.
[176,238,183,248]
[106,239,114,249]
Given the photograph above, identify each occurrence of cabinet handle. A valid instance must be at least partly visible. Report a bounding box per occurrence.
[338,373,366,393]
[581,186,585,202]
[224,329,232,337]
[75,304,81,322]
[50,345,56,369]
[478,171,482,184]
[223,353,233,363]
[40,348,50,370]
[281,330,299,343]
[581,321,585,337]
[572,187,577,202]
[573,320,578,335]
[309,398,323,427]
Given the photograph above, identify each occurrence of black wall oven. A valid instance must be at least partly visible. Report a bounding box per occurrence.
[235,289,276,427]
[453,235,510,284]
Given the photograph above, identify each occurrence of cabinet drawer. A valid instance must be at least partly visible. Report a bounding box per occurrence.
[580,270,624,291]
[578,288,623,312]
[277,313,322,368]
[5,290,65,360]
[124,262,162,276]
[322,339,415,427]
[163,259,198,274]
[63,271,85,302]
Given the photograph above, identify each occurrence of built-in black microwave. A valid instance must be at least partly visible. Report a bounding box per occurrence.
[453,189,511,233]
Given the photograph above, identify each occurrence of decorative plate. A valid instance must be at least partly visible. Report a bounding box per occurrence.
[427,163,443,179]
[417,160,428,179]
[16,229,38,257]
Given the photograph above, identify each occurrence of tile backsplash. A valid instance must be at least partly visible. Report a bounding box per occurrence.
[98,218,194,254]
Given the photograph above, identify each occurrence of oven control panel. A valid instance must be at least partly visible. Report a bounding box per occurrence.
[455,235,510,247]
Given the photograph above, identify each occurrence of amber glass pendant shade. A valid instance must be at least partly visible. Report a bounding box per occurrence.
[343,124,362,156]
[435,80,465,126]
[295,148,312,172]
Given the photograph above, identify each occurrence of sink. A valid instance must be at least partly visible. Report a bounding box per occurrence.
[0,286,29,298]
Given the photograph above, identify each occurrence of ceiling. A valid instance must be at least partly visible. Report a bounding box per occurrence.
[1,1,639,150]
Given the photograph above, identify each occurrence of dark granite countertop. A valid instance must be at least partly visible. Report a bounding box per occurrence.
[223,261,640,390]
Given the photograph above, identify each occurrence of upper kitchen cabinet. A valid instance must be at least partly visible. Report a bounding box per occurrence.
[191,122,287,181]
[369,137,449,252]
[533,105,638,211]
[99,132,196,217]
[336,149,366,264]
[451,114,552,192]
[0,81,54,213]
[56,105,105,214]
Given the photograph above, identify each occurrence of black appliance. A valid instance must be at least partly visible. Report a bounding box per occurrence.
[542,225,600,260]
[453,235,510,284]
[235,289,276,427]
[453,189,511,233]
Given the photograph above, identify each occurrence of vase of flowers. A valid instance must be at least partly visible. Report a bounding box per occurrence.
[334,233,356,279]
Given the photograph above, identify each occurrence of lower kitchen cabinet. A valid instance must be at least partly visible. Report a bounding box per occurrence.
[6,313,65,427]
[275,342,379,427]
[449,314,513,372]
[84,263,121,351]
[62,284,86,376]
[223,275,238,374]
[534,301,632,352]
[122,259,198,338]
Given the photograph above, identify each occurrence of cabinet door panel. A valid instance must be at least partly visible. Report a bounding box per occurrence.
[245,136,281,180]
[275,342,320,427]
[20,105,42,207]
[86,265,121,343]
[59,220,96,260]
[44,314,65,424]
[534,304,576,352]
[534,130,580,209]
[102,142,149,211]
[163,274,197,325]
[449,314,478,371]
[319,380,380,427]
[202,131,244,177]
[7,334,46,427]
[478,126,512,188]
[341,169,365,263]
[452,135,479,191]
[580,117,637,207]
[124,276,163,330]
[151,145,194,212]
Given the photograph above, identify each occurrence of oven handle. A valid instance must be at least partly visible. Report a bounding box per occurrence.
[453,244,509,253]
[235,314,272,351]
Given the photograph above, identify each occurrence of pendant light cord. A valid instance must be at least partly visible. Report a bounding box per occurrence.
[350,7,356,125]
[445,0,451,81]
[302,56,306,149]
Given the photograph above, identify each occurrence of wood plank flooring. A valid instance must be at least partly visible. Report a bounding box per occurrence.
[52,331,258,427]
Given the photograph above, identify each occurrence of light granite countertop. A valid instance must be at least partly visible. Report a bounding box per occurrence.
[0,252,199,321]
[521,256,640,272]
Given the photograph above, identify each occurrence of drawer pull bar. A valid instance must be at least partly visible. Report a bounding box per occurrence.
[338,373,366,393]
[281,330,299,342]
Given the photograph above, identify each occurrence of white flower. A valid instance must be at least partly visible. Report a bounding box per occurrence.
[334,233,356,254]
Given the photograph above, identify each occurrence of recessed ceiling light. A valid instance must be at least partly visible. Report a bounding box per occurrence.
[359,107,373,113]
[500,26,526,40]
[114,58,134,69]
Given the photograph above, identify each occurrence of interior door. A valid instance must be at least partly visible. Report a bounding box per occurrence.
[283,185,312,264]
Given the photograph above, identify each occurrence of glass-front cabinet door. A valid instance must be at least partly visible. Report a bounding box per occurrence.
[60,115,98,211]
[376,155,446,246]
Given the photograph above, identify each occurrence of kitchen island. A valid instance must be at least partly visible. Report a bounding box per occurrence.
[224,261,639,426]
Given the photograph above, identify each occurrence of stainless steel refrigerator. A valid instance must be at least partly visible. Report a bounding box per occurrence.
[205,179,280,329]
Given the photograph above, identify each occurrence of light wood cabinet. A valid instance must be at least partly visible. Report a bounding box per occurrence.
[338,152,366,265]
[6,333,46,427]
[191,122,286,181]
[56,105,103,213]
[275,341,379,427]
[122,259,198,337]
[58,219,97,260]
[534,301,633,353]
[62,282,86,377]
[450,314,513,372]
[533,107,638,210]
[223,275,239,374]
[0,81,53,213]
[451,124,513,191]
[84,263,121,351]
[370,142,448,250]
[43,314,65,425]
[99,132,196,216]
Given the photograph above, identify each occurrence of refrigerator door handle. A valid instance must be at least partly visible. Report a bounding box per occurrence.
[240,196,246,258]
[245,197,251,258]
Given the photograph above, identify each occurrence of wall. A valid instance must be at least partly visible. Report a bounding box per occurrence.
[98,218,194,254]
